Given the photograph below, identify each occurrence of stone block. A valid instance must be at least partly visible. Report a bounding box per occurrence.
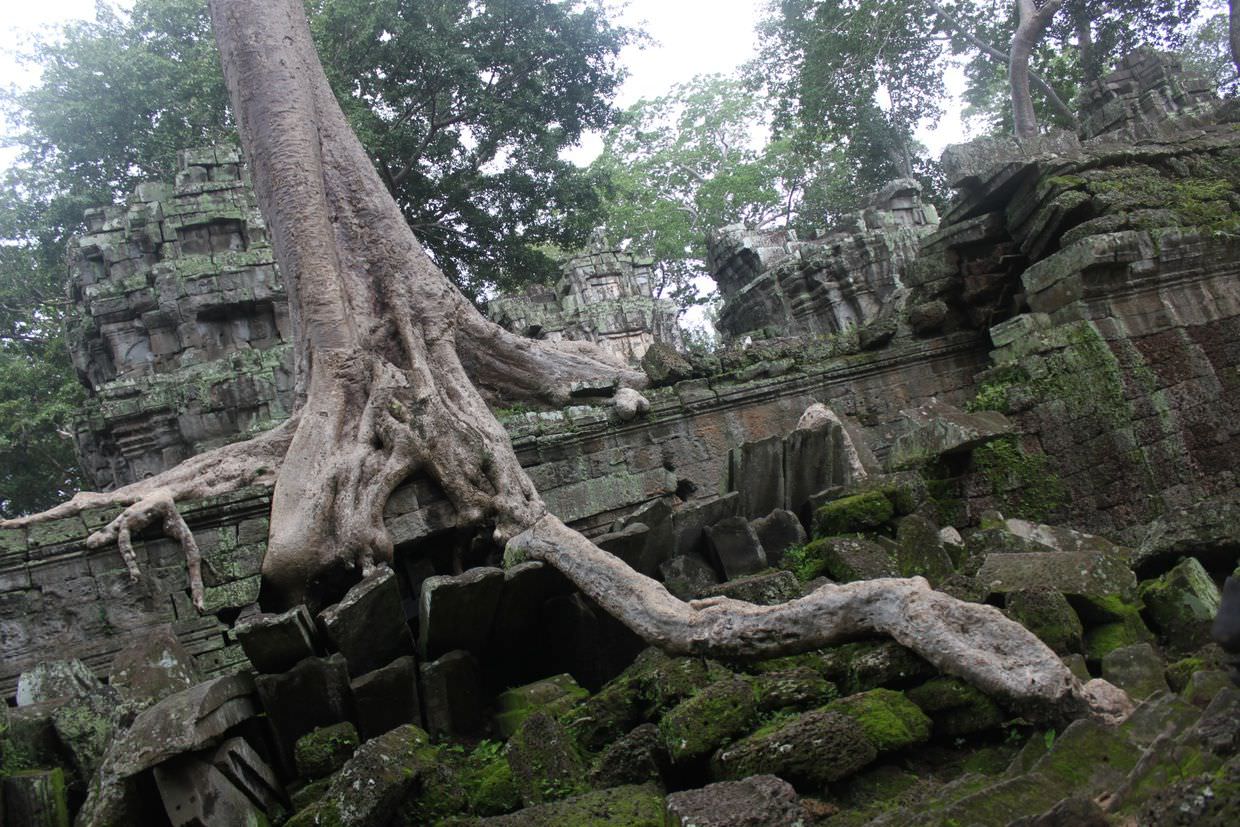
[350,655,422,740]
[154,754,270,827]
[1004,589,1085,655]
[905,677,1005,737]
[659,554,720,600]
[713,709,877,787]
[2,768,70,827]
[418,566,504,660]
[1101,643,1169,700]
[1139,556,1222,652]
[825,688,932,753]
[50,687,117,780]
[294,722,359,780]
[799,536,899,583]
[254,655,351,766]
[589,724,668,789]
[110,673,258,778]
[487,561,572,687]
[506,711,587,806]
[750,509,806,566]
[494,673,588,739]
[728,435,785,519]
[889,401,1012,470]
[698,570,800,605]
[975,550,1138,601]
[235,604,319,674]
[319,565,414,676]
[210,736,283,815]
[16,659,102,707]
[666,775,805,827]
[703,517,767,580]
[659,677,757,764]
[672,492,740,558]
[894,513,955,583]
[420,650,485,737]
[595,522,652,574]
[617,497,676,577]
[108,624,201,712]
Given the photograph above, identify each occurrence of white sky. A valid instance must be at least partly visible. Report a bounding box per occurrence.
[0,0,969,171]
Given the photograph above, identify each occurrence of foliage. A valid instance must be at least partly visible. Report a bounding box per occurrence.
[1179,6,1240,95]
[590,75,807,310]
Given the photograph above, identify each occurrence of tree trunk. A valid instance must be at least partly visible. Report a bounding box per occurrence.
[4,0,1126,722]
[1231,0,1240,83]
[1011,0,1065,139]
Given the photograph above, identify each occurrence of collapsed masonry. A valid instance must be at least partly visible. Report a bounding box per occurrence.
[4,49,1240,827]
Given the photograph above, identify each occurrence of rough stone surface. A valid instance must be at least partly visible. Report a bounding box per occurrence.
[153,754,269,827]
[665,775,805,827]
[253,655,351,765]
[713,709,877,787]
[1005,589,1085,655]
[589,723,668,789]
[1102,643,1170,700]
[293,721,359,780]
[703,517,768,581]
[318,565,413,676]
[658,554,720,600]
[16,660,103,707]
[1140,556,1222,652]
[420,650,485,737]
[235,604,318,674]
[350,654,422,739]
[506,711,588,806]
[749,509,806,566]
[2,768,71,827]
[418,567,504,660]
[976,550,1137,601]
[698,570,801,605]
[108,624,201,712]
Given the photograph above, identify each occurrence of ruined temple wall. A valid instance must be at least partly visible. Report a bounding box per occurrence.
[0,332,988,700]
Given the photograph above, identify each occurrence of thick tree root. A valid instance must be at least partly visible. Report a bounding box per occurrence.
[512,514,1130,722]
[88,490,205,610]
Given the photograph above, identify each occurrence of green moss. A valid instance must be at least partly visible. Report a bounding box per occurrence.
[813,491,895,537]
[293,722,359,780]
[1089,171,1240,232]
[966,366,1030,414]
[907,678,1006,737]
[1165,656,1206,693]
[825,689,932,753]
[461,748,521,816]
[658,677,757,764]
[971,437,1066,522]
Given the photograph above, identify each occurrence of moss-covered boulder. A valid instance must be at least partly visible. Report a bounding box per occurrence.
[824,689,932,753]
[894,513,955,583]
[466,783,665,826]
[907,677,1006,737]
[293,722,359,780]
[814,491,895,536]
[562,649,728,750]
[1139,556,1222,652]
[713,709,878,788]
[792,536,899,583]
[286,724,437,827]
[1004,589,1085,655]
[506,712,587,806]
[460,743,522,818]
[750,668,838,712]
[1102,643,1169,701]
[816,640,937,695]
[659,677,758,765]
[588,724,667,790]
[494,674,588,739]
[1084,608,1156,664]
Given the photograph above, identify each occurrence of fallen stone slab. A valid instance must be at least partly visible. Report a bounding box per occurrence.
[109,673,258,779]
[698,570,800,605]
[666,775,806,827]
[235,604,318,674]
[975,549,1138,601]
[889,400,1012,470]
[211,736,284,815]
[108,625,201,712]
[420,650,485,737]
[1139,556,1222,652]
[254,655,352,765]
[350,654,422,739]
[16,659,102,707]
[154,754,269,827]
[2,768,71,827]
[713,709,877,787]
[418,566,504,660]
[319,565,414,676]
[494,673,587,739]
[750,509,806,566]
[703,516,767,580]
[659,554,720,600]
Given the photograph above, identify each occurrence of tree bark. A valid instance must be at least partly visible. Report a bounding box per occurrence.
[4,0,1125,722]
[1011,0,1065,139]
[1231,0,1240,83]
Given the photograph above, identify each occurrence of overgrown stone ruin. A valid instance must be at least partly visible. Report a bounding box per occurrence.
[4,50,1240,826]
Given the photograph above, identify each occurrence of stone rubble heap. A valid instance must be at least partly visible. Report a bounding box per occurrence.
[1078,48,1222,142]
[707,178,938,343]
[486,236,682,364]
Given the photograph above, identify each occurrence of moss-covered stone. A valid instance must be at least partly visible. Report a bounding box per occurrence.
[289,777,331,814]
[1084,609,1155,664]
[506,712,587,806]
[1004,589,1084,655]
[658,677,757,765]
[294,722,359,781]
[469,783,665,826]
[1166,655,1207,693]
[494,674,588,739]
[588,724,667,790]
[824,689,932,752]
[750,667,838,712]
[791,536,898,583]
[461,744,522,817]
[907,677,1006,738]
[814,491,895,537]
[893,513,955,584]
[1139,556,1223,652]
[816,640,937,694]
[713,708,877,788]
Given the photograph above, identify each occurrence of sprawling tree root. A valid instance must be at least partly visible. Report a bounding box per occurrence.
[90,490,206,610]
[5,0,1128,726]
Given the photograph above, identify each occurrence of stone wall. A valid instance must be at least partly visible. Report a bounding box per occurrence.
[68,147,293,491]
[0,330,988,701]
[487,241,682,363]
[707,179,938,342]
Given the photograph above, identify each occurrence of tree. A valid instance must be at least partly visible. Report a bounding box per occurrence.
[591,75,809,309]
[5,0,1124,723]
